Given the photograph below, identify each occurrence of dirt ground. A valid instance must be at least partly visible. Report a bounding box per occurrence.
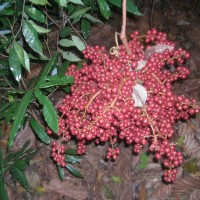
[3,0,200,199]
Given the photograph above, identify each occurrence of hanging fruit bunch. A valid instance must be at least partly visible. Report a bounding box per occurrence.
[48,0,199,183]
[48,27,199,183]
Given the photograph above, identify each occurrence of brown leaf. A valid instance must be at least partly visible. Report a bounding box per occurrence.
[172,176,200,200]
[177,120,200,159]
[150,183,172,200]
[43,178,88,200]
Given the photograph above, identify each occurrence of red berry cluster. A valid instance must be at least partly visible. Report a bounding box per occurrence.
[51,28,199,183]
[51,142,66,167]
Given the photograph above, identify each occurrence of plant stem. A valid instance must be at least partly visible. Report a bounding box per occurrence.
[120,0,131,55]
[13,0,25,42]
[43,10,61,30]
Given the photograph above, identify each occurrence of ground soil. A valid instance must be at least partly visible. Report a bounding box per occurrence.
[3,0,200,199]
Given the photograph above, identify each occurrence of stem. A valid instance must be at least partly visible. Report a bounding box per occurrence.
[64,15,87,45]
[120,0,131,55]
[13,0,25,42]
[43,10,61,30]
[83,90,102,117]
[45,6,51,58]
[151,73,163,85]
[21,77,27,91]
[149,0,155,29]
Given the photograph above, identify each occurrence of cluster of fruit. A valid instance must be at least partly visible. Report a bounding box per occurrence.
[51,28,199,182]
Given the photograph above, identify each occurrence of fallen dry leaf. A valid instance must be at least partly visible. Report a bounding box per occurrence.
[43,178,88,200]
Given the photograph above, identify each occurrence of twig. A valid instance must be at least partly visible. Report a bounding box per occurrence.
[21,77,27,91]
[43,10,61,30]
[120,0,131,55]
[45,6,51,58]
[63,14,87,45]
[13,0,25,41]
[149,0,155,29]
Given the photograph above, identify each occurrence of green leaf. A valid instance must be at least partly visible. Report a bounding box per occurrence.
[13,42,30,72]
[22,20,44,57]
[57,61,70,77]
[29,0,51,6]
[14,159,27,171]
[70,7,91,19]
[14,168,29,189]
[0,178,8,200]
[3,103,19,124]
[82,14,103,24]
[65,148,77,155]
[66,164,84,179]
[9,166,17,183]
[0,9,15,16]
[61,51,82,62]
[97,0,111,19]
[25,6,46,24]
[39,75,74,88]
[71,35,85,51]
[22,50,30,72]
[35,89,58,133]
[30,117,50,144]
[138,152,149,170]
[177,135,185,147]
[59,27,71,38]
[69,0,84,5]
[108,0,142,16]
[65,155,81,164]
[57,166,65,181]
[28,20,51,34]
[0,102,13,113]
[9,47,21,82]
[81,19,91,38]
[183,158,198,174]
[58,39,75,48]
[36,53,58,87]
[55,0,67,7]
[3,153,15,165]
[112,176,121,183]
[8,89,33,149]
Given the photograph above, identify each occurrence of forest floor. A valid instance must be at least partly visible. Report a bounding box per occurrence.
[3,0,200,199]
